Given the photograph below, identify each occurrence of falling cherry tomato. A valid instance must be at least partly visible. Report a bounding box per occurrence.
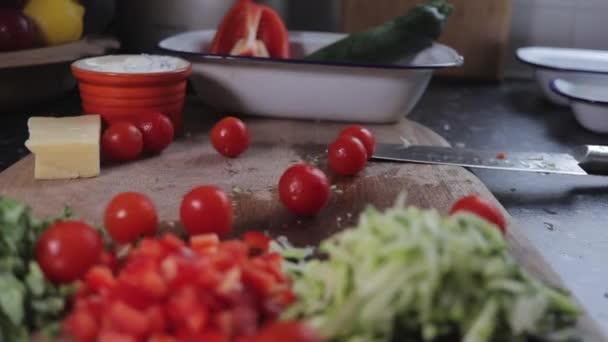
[450,195,507,235]
[211,116,250,158]
[104,192,159,244]
[36,220,103,283]
[339,125,376,159]
[279,164,330,216]
[180,186,234,236]
[101,122,144,162]
[137,112,175,154]
[328,135,368,177]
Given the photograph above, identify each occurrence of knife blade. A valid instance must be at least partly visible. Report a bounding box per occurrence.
[370,144,608,176]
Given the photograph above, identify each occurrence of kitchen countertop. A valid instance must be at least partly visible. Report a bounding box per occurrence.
[1,79,607,334]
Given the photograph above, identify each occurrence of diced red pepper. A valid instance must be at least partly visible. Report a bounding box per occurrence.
[107,301,150,336]
[99,251,119,274]
[241,265,276,297]
[118,258,168,300]
[209,0,289,59]
[63,309,99,342]
[74,295,104,319]
[159,233,186,253]
[243,231,271,254]
[146,305,167,334]
[148,335,178,342]
[191,234,220,256]
[62,228,295,341]
[166,286,201,327]
[252,253,288,283]
[110,279,154,311]
[85,266,117,295]
[97,330,139,342]
[129,238,165,262]
[200,330,230,342]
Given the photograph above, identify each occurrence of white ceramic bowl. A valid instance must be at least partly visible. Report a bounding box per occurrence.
[551,78,608,134]
[517,47,608,106]
[158,30,463,123]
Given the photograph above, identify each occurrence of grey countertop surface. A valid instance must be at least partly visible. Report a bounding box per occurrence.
[1,79,607,334]
[409,80,608,335]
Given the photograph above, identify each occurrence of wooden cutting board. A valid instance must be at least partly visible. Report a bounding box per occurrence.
[0,103,605,340]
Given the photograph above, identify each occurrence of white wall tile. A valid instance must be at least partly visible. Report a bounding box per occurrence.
[573,9,608,50]
[504,0,608,78]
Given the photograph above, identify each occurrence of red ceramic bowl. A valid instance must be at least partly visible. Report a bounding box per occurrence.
[72,55,192,129]
[78,81,187,99]
[80,93,185,108]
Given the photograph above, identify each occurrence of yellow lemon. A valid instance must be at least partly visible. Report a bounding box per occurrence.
[24,0,85,46]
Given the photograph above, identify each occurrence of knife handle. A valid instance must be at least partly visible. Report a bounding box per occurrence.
[573,145,608,174]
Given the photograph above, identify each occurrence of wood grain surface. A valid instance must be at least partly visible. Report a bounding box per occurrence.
[2,103,605,341]
[0,36,120,70]
[341,0,512,81]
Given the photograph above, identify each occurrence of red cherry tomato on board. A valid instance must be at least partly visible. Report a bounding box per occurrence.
[101,122,144,162]
[36,221,103,284]
[328,135,368,177]
[211,117,250,158]
[258,321,323,342]
[450,195,507,235]
[279,164,330,216]
[104,192,159,244]
[180,186,234,236]
[339,125,376,159]
[137,112,175,154]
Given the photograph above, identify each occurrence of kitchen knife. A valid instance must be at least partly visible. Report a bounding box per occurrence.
[371,144,608,175]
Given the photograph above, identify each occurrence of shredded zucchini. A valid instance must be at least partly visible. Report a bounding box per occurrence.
[277,197,580,342]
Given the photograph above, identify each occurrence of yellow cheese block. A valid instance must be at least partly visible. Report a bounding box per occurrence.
[25,115,101,180]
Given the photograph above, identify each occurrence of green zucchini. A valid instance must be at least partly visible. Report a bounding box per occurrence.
[304,0,453,64]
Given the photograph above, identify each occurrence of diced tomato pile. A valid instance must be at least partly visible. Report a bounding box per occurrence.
[63,232,299,341]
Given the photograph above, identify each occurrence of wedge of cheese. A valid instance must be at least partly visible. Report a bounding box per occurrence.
[25,115,101,180]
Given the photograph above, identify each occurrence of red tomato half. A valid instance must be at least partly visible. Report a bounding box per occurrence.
[328,135,368,177]
[137,112,175,154]
[104,192,159,244]
[101,122,144,162]
[278,164,330,216]
[211,117,250,158]
[180,186,234,236]
[36,221,103,284]
[450,195,507,235]
[339,125,376,159]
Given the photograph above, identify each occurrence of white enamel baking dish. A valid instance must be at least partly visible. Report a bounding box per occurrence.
[158,30,463,123]
[551,78,608,134]
[517,47,608,107]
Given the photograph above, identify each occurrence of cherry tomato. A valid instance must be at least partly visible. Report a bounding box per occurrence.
[180,186,233,236]
[450,195,507,235]
[258,321,323,342]
[104,192,159,244]
[339,125,376,159]
[278,164,330,216]
[328,135,368,177]
[211,117,250,158]
[36,221,103,284]
[137,112,175,154]
[101,122,144,162]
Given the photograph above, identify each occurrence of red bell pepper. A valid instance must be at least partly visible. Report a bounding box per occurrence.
[210,0,290,59]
